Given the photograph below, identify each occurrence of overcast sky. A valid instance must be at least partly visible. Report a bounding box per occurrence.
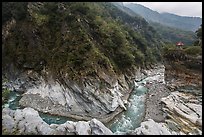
[124,2,202,18]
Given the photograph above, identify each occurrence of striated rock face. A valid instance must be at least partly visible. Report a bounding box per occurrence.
[3,68,133,123]
[161,91,202,134]
[162,54,202,135]
[129,60,202,135]
[2,107,113,135]
[18,75,128,122]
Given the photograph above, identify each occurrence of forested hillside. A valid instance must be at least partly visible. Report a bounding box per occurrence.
[113,2,198,45]
[2,2,164,81]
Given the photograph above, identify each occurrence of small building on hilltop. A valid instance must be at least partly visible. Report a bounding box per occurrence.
[176,42,184,49]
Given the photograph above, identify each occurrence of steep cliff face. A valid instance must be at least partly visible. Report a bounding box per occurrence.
[15,69,132,122]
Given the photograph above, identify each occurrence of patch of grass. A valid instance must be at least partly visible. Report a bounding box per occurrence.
[32,12,49,26]
[2,88,10,103]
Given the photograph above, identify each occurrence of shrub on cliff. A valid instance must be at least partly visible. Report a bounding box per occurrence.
[184,46,202,56]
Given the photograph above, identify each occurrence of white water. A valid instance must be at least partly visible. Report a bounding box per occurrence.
[108,65,165,134]
[108,84,148,134]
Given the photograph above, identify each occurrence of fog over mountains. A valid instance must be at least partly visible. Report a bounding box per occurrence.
[120,2,202,32]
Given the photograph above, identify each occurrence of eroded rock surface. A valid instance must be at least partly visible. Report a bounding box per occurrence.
[130,119,180,135]
[2,107,113,135]
[161,91,202,134]
[17,73,129,122]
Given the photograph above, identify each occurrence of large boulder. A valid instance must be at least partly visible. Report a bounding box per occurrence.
[89,118,113,135]
[2,107,55,135]
[131,119,180,135]
[2,107,113,135]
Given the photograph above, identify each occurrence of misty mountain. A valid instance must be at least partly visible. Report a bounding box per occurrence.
[124,3,202,32]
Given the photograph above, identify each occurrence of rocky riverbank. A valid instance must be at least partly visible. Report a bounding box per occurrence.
[162,54,202,134]
[2,107,113,135]
[130,54,202,135]
[144,83,170,122]
[3,64,163,124]
[2,62,202,135]
[139,64,171,122]
[3,66,133,123]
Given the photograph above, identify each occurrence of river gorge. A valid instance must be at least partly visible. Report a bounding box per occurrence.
[2,63,202,135]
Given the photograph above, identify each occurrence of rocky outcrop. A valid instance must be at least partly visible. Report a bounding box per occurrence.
[128,60,202,135]
[2,107,55,135]
[161,91,202,134]
[130,118,201,135]
[136,64,170,122]
[162,53,202,135]
[164,53,202,94]
[2,107,113,135]
[144,83,170,122]
[18,76,128,121]
[3,67,132,123]
[129,119,182,135]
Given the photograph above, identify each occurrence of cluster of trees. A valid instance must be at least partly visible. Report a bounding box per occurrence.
[162,24,202,61]
[150,22,196,45]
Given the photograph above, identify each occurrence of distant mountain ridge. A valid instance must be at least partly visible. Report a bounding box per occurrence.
[112,2,197,45]
[124,3,202,32]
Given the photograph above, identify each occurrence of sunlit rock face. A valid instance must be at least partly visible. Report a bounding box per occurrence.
[2,107,113,135]
[18,74,129,121]
[130,119,182,135]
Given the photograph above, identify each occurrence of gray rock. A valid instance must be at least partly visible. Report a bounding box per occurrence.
[196,118,202,127]
[75,121,91,135]
[133,119,179,135]
[165,119,181,132]
[89,118,113,135]
[2,115,16,133]
[2,107,15,118]
[161,91,202,134]
[18,74,128,120]
[2,107,113,135]
[2,107,55,135]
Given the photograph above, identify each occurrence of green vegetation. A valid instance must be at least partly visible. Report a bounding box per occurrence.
[124,3,202,32]
[150,22,196,45]
[2,88,10,103]
[162,42,202,63]
[2,2,28,24]
[194,24,202,47]
[32,12,49,26]
[2,2,163,81]
[184,46,202,56]
[113,2,197,46]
